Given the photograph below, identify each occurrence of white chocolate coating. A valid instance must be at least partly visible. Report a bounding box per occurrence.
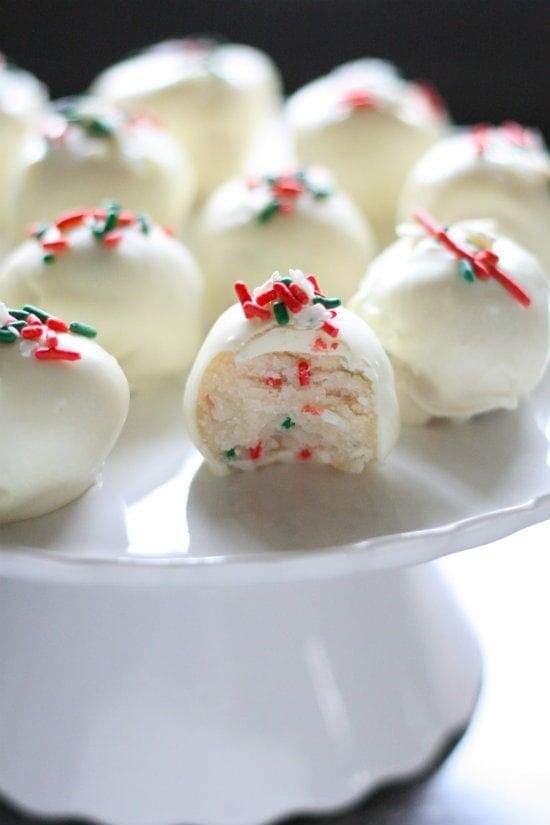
[0,215,203,390]
[398,126,550,271]
[349,220,550,423]
[0,59,48,238]
[0,310,129,523]
[184,286,400,475]
[8,96,195,243]
[92,40,282,200]
[286,59,447,245]
[192,169,376,324]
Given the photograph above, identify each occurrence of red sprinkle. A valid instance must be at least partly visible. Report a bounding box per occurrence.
[234,281,253,305]
[342,89,376,110]
[46,332,58,349]
[26,314,42,326]
[117,211,136,227]
[321,321,339,338]
[46,317,69,332]
[243,301,271,320]
[502,121,535,148]
[415,81,447,118]
[307,274,323,295]
[249,442,262,461]
[330,342,339,350]
[471,123,490,155]
[34,348,81,362]
[163,225,175,236]
[273,282,302,313]
[264,375,283,388]
[289,283,309,304]
[298,360,311,386]
[272,176,305,198]
[413,209,531,307]
[21,325,42,340]
[42,237,71,253]
[255,287,278,306]
[103,229,124,248]
[298,448,312,461]
[55,208,90,231]
[301,404,321,415]
[312,337,328,352]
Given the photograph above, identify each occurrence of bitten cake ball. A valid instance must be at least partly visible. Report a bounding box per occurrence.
[286,59,448,245]
[8,95,195,242]
[193,168,376,324]
[92,38,282,199]
[398,123,550,271]
[349,211,549,424]
[0,302,129,523]
[184,269,399,474]
[0,204,203,390]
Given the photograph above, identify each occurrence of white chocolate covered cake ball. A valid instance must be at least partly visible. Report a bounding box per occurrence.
[8,95,195,242]
[0,204,203,390]
[398,123,550,271]
[193,168,376,324]
[92,38,282,200]
[286,59,448,245]
[0,55,48,242]
[0,302,129,523]
[184,269,399,474]
[349,211,549,424]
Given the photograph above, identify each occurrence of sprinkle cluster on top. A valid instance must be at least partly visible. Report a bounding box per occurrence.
[245,170,332,223]
[234,269,341,344]
[43,96,162,145]
[0,301,96,362]
[411,210,531,307]
[27,203,156,264]
[470,121,538,155]
[339,76,446,119]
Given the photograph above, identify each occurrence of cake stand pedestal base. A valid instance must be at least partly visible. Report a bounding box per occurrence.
[0,558,481,825]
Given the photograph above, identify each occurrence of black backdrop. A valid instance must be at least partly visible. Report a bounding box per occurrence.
[1,0,549,136]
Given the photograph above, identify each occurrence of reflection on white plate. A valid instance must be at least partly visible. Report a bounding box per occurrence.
[1,370,550,584]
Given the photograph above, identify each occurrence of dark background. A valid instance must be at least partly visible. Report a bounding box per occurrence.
[1,0,549,138]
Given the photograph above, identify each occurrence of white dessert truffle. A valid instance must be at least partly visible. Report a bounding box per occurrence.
[8,95,195,243]
[0,302,129,523]
[286,59,448,245]
[193,167,376,324]
[92,38,282,200]
[0,55,48,240]
[398,122,550,271]
[349,213,550,424]
[184,269,399,474]
[0,204,203,390]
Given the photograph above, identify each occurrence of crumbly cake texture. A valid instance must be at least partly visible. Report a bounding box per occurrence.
[91,38,282,200]
[398,122,550,271]
[0,300,129,523]
[349,212,550,424]
[193,168,375,323]
[0,203,203,390]
[8,94,195,243]
[286,59,448,245]
[184,269,399,474]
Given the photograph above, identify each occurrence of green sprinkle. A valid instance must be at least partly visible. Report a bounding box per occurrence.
[23,304,49,321]
[43,253,55,264]
[313,296,341,308]
[459,259,476,283]
[257,200,280,223]
[89,118,114,137]
[8,309,30,320]
[273,301,290,325]
[138,213,150,235]
[8,320,25,331]
[280,277,292,285]
[310,188,330,199]
[0,328,17,343]
[92,224,106,239]
[224,448,236,459]
[32,224,49,240]
[70,321,97,338]
[103,208,119,234]
[281,416,295,430]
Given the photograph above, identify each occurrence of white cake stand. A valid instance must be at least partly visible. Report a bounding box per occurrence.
[1,373,549,825]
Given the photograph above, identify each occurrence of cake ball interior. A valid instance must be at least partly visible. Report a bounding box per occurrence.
[196,350,378,473]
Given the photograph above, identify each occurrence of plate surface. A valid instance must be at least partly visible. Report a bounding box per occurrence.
[1,370,550,585]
